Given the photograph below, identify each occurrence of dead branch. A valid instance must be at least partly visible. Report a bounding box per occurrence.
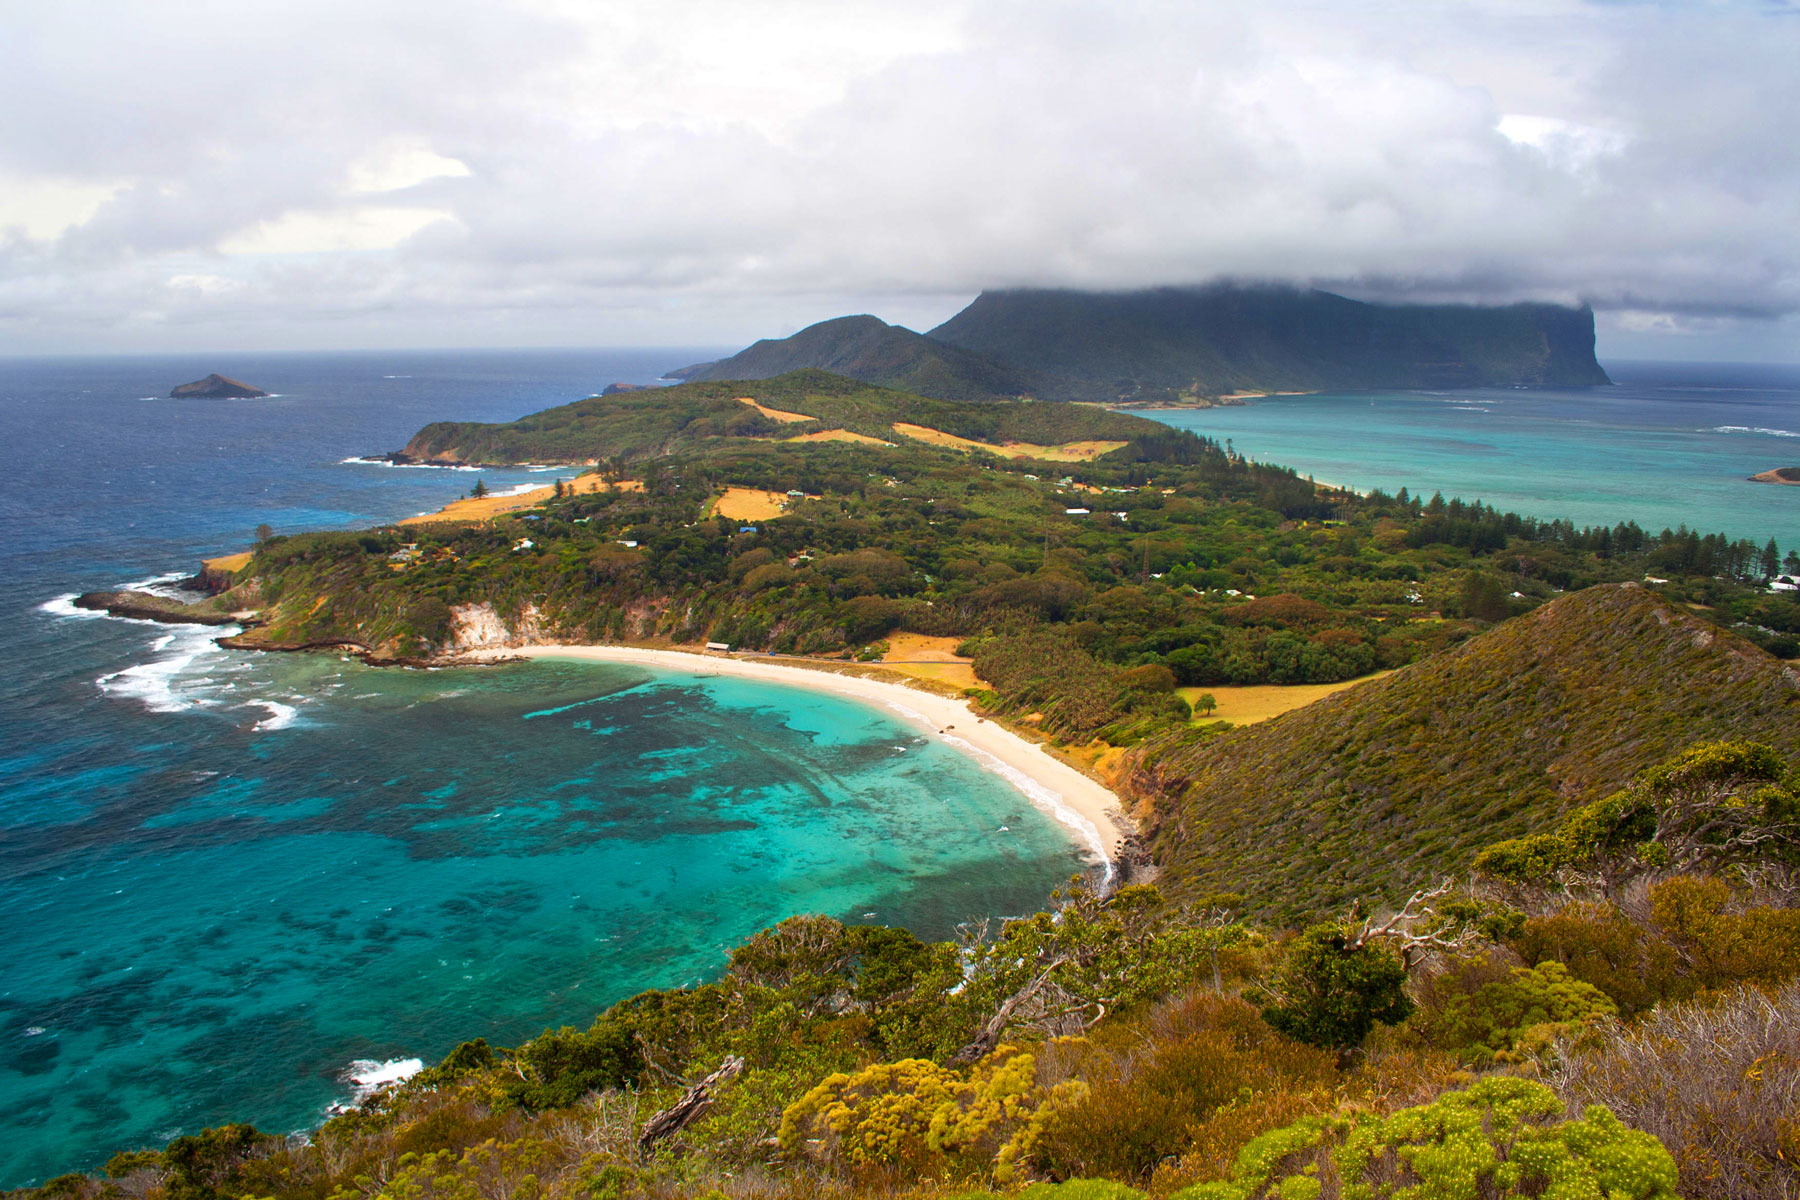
[948,957,1067,1065]
[637,1056,745,1155]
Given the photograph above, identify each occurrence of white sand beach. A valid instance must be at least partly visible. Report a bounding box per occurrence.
[472,644,1130,880]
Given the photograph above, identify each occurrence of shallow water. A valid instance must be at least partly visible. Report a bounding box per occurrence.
[0,351,1083,1185]
[1144,360,1800,545]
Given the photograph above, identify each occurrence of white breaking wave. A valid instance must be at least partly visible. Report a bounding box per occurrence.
[248,699,300,731]
[116,570,194,599]
[326,1057,424,1115]
[339,456,480,471]
[1711,425,1799,438]
[95,625,232,715]
[37,593,106,620]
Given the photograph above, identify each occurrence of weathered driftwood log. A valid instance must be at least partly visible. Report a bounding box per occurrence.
[637,1055,745,1153]
[947,958,1066,1065]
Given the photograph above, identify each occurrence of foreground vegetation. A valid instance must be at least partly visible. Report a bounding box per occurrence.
[17,741,1798,1200]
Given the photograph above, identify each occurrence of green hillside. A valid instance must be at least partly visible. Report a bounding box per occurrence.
[928,285,1611,401]
[672,314,1042,401]
[399,369,1148,465]
[1124,583,1800,921]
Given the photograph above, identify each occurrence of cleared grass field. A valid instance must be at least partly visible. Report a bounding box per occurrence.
[879,632,981,688]
[786,429,894,446]
[736,396,813,423]
[890,422,1126,462]
[1179,671,1394,726]
[400,473,624,526]
[712,487,791,521]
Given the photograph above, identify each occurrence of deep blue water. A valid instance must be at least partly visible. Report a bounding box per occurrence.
[0,351,1088,1186]
[1145,360,1800,547]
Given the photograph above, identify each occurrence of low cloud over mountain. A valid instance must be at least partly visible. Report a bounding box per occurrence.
[2,0,1796,358]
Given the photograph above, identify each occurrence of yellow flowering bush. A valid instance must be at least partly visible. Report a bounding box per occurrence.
[777,1044,1083,1181]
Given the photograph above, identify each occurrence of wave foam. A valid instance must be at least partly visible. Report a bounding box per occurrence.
[37,593,107,620]
[95,626,228,714]
[248,699,300,731]
[116,570,198,601]
[1711,424,1799,438]
[339,456,480,471]
[327,1057,424,1114]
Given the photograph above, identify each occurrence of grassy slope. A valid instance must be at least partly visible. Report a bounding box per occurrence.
[402,369,1154,465]
[1125,583,1800,922]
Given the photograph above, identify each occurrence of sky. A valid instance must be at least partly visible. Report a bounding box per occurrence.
[1,0,1797,361]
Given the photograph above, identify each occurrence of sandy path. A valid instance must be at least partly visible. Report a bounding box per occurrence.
[472,644,1128,879]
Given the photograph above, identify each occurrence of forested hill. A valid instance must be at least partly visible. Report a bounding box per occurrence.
[399,369,1150,465]
[669,315,1042,402]
[928,285,1612,401]
[1125,583,1800,921]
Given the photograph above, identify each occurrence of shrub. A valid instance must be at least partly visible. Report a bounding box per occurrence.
[777,1044,1080,1182]
[155,1124,274,1200]
[1646,875,1800,990]
[1262,926,1412,1053]
[1475,742,1799,892]
[1554,978,1800,1200]
[1172,1077,1677,1200]
[1508,902,1688,1019]
[503,1020,642,1110]
[1031,995,1338,1183]
[1415,958,1618,1063]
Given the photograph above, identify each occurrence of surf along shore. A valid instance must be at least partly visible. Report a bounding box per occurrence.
[467,642,1129,880]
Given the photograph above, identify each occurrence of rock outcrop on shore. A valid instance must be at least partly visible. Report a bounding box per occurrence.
[170,373,270,399]
[73,589,242,625]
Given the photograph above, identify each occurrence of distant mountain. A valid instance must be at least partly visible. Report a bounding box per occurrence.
[928,285,1612,401]
[1123,583,1800,921]
[668,315,1041,402]
[171,373,269,399]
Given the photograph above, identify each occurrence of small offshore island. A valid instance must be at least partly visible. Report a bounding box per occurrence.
[170,373,270,399]
[41,326,1800,1200]
[1751,465,1800,485]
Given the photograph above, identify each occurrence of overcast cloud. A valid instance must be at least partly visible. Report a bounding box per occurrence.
[1,0,1796,359]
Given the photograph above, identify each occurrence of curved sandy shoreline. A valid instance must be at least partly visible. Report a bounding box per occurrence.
[472,644,1129,881]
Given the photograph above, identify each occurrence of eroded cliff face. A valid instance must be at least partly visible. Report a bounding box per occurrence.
[446,603,545,652]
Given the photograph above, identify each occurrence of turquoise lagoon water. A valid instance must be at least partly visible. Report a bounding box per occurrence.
[1145,361,1800,545]
[0,352,1084,1186]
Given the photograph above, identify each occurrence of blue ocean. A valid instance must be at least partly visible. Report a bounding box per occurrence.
[3,353,1797,1186]
[0,351,1089,1186]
